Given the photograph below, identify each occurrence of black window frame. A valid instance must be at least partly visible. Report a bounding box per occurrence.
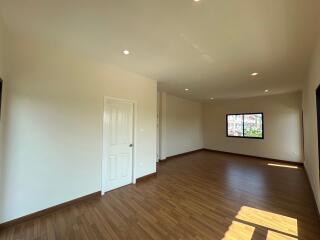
[226,112,264,139]
[316,84,320,173]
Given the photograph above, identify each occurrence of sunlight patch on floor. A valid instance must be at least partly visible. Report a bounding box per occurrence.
[222,206,298,240]
[236,206,298,236]
[222,220,255,240]
[267,163,298,169]
[267,230,297,240]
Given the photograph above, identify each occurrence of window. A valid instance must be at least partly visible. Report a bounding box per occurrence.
[227,113,263,139]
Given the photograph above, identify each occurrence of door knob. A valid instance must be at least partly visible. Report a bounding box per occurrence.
[129,144,133,147]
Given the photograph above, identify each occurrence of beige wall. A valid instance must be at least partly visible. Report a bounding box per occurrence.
[160,93,203,158]
[203,92,303,163]
[0,33,157,223]
[302,34,320,213]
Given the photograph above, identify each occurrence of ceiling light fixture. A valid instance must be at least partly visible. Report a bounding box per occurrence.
[185,88,190,91]
[264,89,269,93]
[210,97,214,100]
[123,49,130,55]
[194,0,201,2]
[251,72,259,76]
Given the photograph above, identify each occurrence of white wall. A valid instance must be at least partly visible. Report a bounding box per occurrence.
[156,92,160,162]
[0,33,157,223]
[159,92,167,160]
[0,18,5,158]
[0,17,8,224]
[160,93,203,158]
[203,92,303,163]
[302,33,320,213]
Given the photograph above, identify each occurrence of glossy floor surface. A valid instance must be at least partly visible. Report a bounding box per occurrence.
[1,151,319,239]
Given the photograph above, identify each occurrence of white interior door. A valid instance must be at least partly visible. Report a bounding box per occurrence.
[103,98,134,192]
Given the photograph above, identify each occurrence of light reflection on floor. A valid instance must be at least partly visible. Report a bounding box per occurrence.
[222,206,298,240]
[267,163,298,169]
[226,165,266,190]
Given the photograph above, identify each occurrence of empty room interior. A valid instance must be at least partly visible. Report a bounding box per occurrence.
[0,0,320,239]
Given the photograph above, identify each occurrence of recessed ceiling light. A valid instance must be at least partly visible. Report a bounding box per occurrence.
[251,72,259,76]
[185,88,190,91]
[194,0,201,2]
[210,97,214,100]
[264,89,269,93]
[123,49,130,55]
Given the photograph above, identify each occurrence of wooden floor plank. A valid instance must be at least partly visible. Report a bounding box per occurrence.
[0,151,319,239]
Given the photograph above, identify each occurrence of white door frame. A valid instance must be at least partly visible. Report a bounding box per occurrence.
[101,96,137,195]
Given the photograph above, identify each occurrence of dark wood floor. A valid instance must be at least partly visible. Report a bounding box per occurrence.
[1,151,319,239]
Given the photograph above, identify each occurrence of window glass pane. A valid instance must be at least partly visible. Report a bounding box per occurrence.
[227,115,243,137]
[244,114,263,138]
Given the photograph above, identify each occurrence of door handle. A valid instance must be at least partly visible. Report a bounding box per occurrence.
[129,144,133,147]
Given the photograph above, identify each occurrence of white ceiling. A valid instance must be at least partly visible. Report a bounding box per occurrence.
[1,0,319,101]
